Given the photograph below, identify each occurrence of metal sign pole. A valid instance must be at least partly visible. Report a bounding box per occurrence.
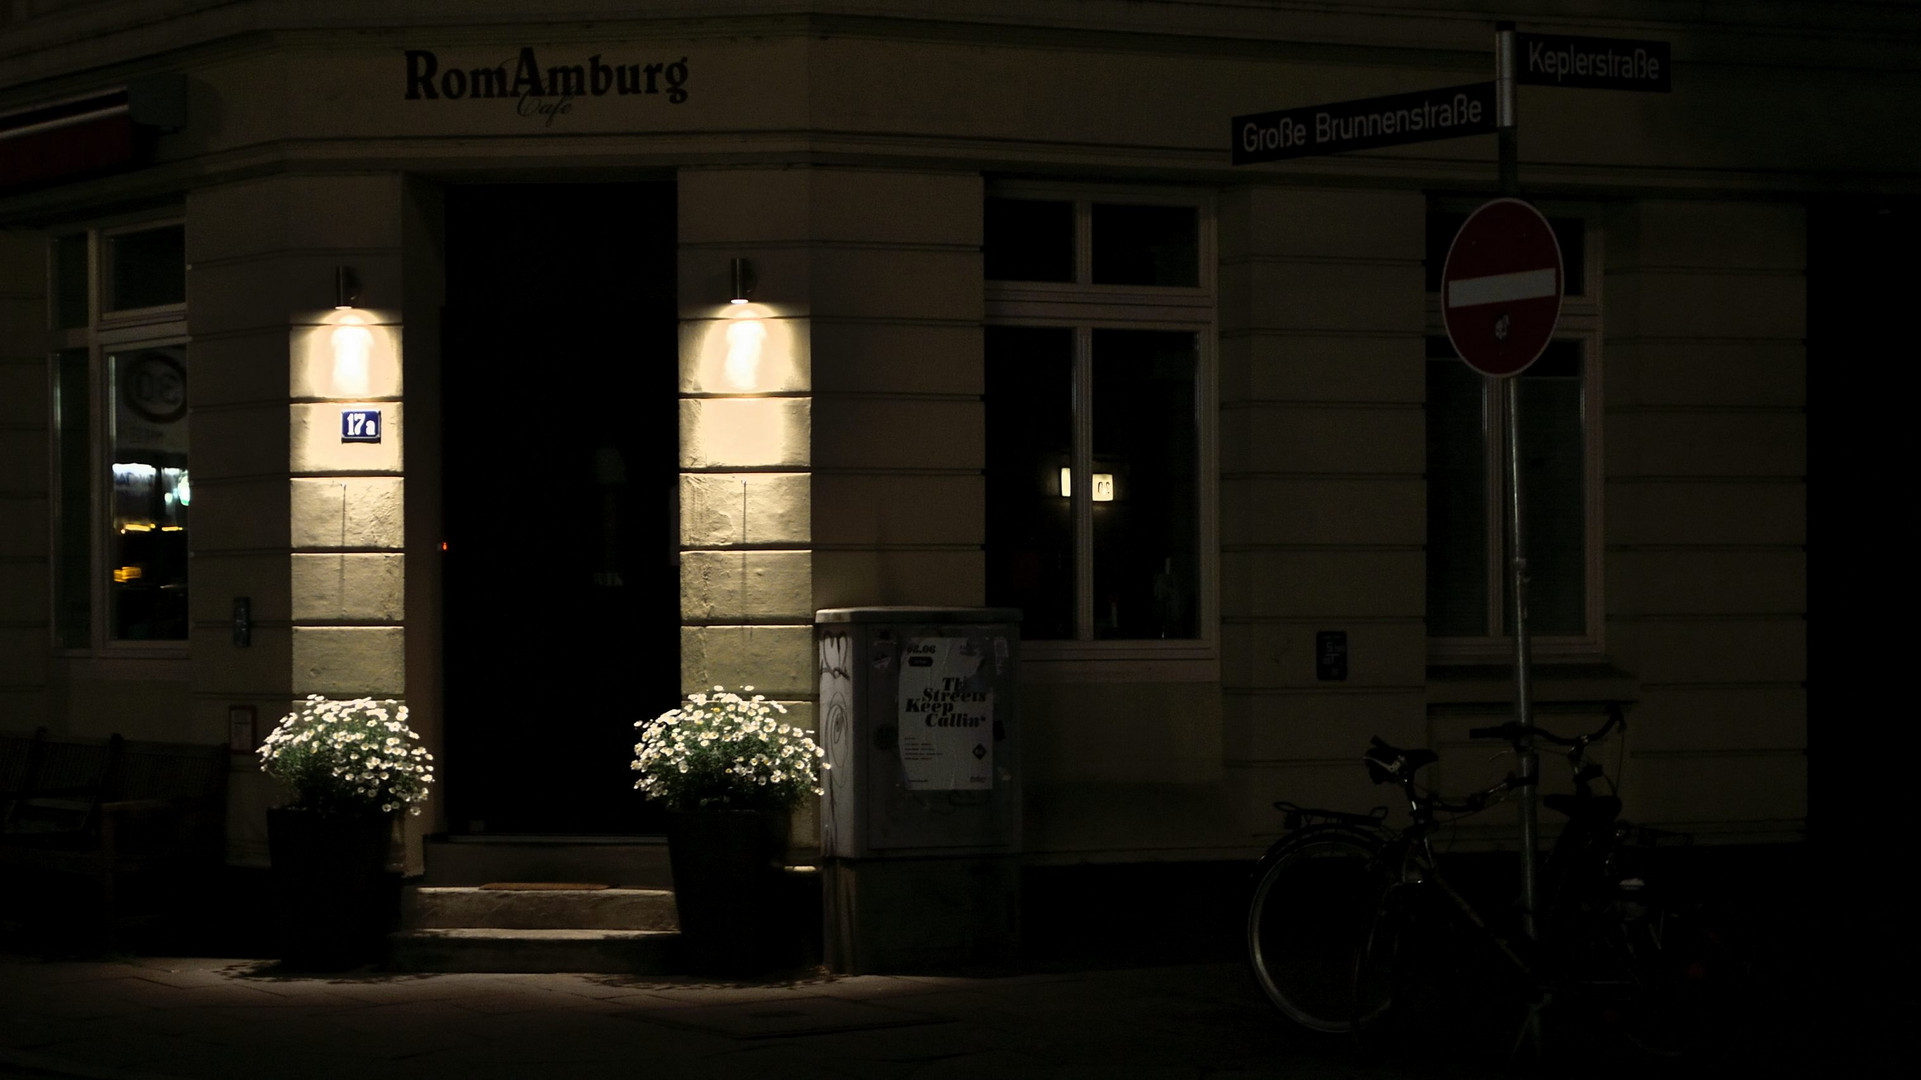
[1495,20,1541,948]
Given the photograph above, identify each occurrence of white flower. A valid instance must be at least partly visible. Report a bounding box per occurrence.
[632,686,826,812]
[258,696,434,815]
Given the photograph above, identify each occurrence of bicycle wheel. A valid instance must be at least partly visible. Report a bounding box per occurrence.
[1350,879,1416,1036]
[1246,827,1385,1033]
[1610,900,1734,1060]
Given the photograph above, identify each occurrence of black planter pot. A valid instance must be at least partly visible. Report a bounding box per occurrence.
[265,807,399,971]
[665,808,792,975]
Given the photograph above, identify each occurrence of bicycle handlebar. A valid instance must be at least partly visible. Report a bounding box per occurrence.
[1466,702,1625,748]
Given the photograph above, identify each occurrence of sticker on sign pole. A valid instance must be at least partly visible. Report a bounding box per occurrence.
[1441,198,1564,378]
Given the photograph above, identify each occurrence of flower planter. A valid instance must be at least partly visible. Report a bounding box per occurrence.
[266,807,399,970]
[665,808,791,975]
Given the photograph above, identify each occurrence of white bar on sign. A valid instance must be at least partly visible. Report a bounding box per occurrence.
[1447,267,1557,308]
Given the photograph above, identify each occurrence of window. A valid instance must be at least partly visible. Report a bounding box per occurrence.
[983,187,1214,652]
[49,219,190,647]
[1424,203,1601,655]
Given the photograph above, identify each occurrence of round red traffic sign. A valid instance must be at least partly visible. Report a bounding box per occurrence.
[1441,198,1564,377]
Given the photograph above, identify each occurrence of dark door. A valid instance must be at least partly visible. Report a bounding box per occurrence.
[441,182,679,835]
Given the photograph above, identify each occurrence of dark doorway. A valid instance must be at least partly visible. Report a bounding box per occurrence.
[441,182,679,835]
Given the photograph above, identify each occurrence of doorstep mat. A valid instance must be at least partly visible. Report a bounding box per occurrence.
[477,882,612,890]
[631,996,942,1039]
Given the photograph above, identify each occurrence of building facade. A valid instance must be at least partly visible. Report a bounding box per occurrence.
[3,0,1893,879]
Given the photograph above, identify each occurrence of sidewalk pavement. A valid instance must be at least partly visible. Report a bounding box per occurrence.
[0,956,1487,1080]
[0,946,1883,1080]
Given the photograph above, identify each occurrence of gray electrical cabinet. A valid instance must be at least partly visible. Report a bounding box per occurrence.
[816,607,1020,973]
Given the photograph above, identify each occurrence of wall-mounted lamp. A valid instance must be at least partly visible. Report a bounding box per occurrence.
[730,257,756,304]
[334,265,362,310]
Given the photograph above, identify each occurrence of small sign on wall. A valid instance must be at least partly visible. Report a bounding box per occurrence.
[1316,631,1349,681]
[228,705,257,754]
[341,408,383,442]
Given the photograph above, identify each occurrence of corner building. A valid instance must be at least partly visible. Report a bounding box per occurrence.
[3,1,1891,919]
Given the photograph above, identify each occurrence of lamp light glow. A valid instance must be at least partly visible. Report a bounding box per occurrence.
[330,314,373,397]
[723,318,768,390]
[1059,468,1115,502]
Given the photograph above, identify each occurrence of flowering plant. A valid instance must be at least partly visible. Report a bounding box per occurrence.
[632,686,828,813]
[258,695,435,816]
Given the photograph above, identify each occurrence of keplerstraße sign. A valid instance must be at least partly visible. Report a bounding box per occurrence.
[1233,82,1496,165]
[1515,32,1671,92]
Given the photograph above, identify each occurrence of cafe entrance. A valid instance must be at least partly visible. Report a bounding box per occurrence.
[439,181,681,835]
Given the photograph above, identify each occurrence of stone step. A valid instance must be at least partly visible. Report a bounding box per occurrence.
[408,886,678,931]
[388,928,680,974]
[421,836,672,888]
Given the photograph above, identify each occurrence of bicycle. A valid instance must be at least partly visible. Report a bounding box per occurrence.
[1246,704,1729,1066]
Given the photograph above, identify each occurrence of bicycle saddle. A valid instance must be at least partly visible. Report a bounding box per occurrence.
[1364,739,1438,784]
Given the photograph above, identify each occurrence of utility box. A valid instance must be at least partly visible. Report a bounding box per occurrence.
[816,607,1020,973]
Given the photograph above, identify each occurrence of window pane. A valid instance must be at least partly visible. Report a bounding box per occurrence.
[106,224,185,311]
[1549,217,1585,296]
[54,234,88,329]
[985,326,1075,639]
[1426,338,1488,637]
[1090,329,1199,639]
[984,198,1073,282]
[108,345,189,640]
[1092,204,1199,287]
[1506,340,1586,636]
[55,348,92,648]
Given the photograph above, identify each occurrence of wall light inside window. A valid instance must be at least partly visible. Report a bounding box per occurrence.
[1060,468,1115,502]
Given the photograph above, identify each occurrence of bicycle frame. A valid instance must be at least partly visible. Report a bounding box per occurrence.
[1353,705,1654,1055]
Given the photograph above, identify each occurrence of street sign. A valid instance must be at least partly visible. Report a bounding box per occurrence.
[1515,32,1670,92]
[1232,82,1495,165]
[341,408,383,443]
[1441,198,1563,377]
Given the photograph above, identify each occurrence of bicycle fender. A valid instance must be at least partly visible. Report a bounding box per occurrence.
[1248,824,1383,884]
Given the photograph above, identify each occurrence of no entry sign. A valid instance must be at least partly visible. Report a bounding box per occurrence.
[1441,199,1563,377]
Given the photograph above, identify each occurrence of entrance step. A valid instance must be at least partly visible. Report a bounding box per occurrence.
[421,835,671,888]
[409,886,677,931]
[388,928,679,974]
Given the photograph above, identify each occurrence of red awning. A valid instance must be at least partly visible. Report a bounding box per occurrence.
[0,80,180,192]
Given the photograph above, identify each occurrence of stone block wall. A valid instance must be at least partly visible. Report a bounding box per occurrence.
[1601,200,1808,838]
[1217,186,1430,840]
[186,172,412,865]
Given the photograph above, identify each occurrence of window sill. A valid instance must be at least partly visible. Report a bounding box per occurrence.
[1021,640,1218,684]
[53,647,191,682]
[1425,660,1637,712]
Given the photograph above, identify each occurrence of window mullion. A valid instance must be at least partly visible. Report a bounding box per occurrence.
[1486,376,1508,639]
[1071,201,1096,641]
[88,232,106,651]
[1073,327,1095,641]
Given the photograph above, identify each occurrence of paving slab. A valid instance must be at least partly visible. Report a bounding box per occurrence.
[0,949,1873,1080]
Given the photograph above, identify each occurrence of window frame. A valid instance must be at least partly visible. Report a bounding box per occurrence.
[984,182,1219,674]
[47,215,190,656]
[1424,198,1604,661]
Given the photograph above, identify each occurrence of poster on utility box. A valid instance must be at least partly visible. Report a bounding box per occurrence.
[897,637,994,790]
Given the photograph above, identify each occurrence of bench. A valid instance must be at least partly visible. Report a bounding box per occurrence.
[1,728,228,946]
